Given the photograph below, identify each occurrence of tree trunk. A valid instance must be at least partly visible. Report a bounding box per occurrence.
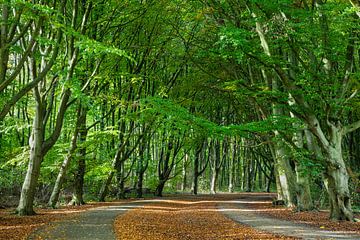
[307,117,354,220]
[69,108,87,205]
[48,106,82,208]
[155,180,165,197]
[136,171,144,198]
[192,150,200,195]
[181,154,188,192]
[324,144,353,220]
[210,167,218,194]
[17,97,44,215]
[98,171,114,202]
[228,141,236,193]
[70,152,86,205]
[116,161,126,199]
[274,142,297,208]
[294,162,314,211]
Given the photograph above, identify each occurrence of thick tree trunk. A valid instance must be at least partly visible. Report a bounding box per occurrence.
[295,162,314,211]
[274,141,298,208]
[69,109,87,205]
[307,118,354,220]
[70,153,86,205]
[324,145,353,220]
[155,180,165,197]
[17,100,44,215]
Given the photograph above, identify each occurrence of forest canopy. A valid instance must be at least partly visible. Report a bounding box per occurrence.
[0,0,359,222]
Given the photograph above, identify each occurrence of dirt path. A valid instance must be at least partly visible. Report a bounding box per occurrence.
[26,194,360,240]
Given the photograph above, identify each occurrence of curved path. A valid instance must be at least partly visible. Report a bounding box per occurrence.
[28,194,360,240]
[218,194,360,240]
[28,203,142,240]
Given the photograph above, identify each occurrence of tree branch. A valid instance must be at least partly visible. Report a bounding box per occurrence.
[343,120,360,135]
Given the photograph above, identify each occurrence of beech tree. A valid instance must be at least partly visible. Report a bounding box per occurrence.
[0,0,359,222]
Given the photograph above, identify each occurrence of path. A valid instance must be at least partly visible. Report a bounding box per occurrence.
[219,194,360,240]
[28,203,142,240]
[28,194,360,240]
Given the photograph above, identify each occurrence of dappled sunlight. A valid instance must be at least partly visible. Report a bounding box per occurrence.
[47,210,85,214]
[0,223,43,230]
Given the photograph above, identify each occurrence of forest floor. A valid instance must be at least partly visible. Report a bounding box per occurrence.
[0,201,131,240]
[0,193,359,239]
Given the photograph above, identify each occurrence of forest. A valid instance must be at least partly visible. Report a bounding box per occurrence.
[0,0,360,227]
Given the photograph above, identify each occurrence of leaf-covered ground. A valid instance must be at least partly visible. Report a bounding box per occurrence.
[114,194,296,240]
[1,193,359,239]
[241,196,360,234]
[0,201,130,240]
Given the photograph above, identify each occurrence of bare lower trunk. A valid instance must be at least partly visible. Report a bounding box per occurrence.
[117,179,126,199]
[324,146,353,220]
[295,163,314,211]
[69,108,87,206]
[274,141,297,208]
[181,155,188,192]
[17,101,44,216]
[116,161,126,199]
[48,156,70,208]
[155,180,165,197]
[192,173,199,195]
[291,127,313,211]
[48,114,80,208]
[70,155,86,205]
[136,172,144,198]
[307,120,354,220]
[210,168,218,194]
[98,171,114,202]
[17,151,43,215]
[228,142,236,193]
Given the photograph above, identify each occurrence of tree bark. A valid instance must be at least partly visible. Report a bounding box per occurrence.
[17,99,44,215]
[48,105,82,208]
[69,107,87,205]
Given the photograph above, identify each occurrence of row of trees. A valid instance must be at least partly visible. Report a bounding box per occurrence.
[0,0,359,221]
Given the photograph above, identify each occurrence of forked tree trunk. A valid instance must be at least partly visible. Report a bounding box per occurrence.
[307,117,355,220]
